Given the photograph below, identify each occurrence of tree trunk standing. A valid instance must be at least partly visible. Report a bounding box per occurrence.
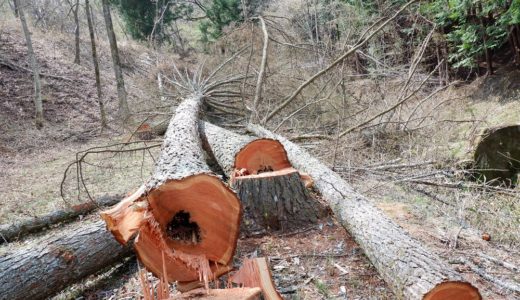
[0,220,131,300]
[15,0,44,128]
[101,0,130,122]
[243,124,481,300]
[10,0,19,17]
[85,0,107,127]
[73,0,80,64]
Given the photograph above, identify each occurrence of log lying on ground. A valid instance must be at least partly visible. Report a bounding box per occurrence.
[0,194,121,244]
[202,123,481,299]
[474,124,520,187]
[101,94,241,285]
[231,257,283,300]
[201,123,324,235]
[0,219,131,300]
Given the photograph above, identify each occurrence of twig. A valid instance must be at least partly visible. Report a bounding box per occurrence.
[251,16,269,123]
[479,253,520,273]
[453,257,520,293]
[262,0,417,123]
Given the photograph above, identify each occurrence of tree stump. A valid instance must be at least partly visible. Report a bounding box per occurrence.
[201,126,325,236]
[233,168,321,235]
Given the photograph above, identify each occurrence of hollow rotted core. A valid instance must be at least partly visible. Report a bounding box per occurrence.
[166,211,201,244]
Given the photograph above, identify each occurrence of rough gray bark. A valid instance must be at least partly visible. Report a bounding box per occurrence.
[0,194,120,244]
[85,0,107,127]
[0,219,131,300]
[146,93,210,190]
[245,124,480,299]
[201,123,323,236]
[234,171,319,235]
[101,0,129,121]
[72,0,80,64]
[15,0,43,128]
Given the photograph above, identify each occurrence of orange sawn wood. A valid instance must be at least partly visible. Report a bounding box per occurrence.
[231,257,283,300]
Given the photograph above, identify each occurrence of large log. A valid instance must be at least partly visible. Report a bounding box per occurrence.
[0,194,121,244]
[101,94,241,285]
[202,123,481,300]
[201,123,323,236]
[0,219,131,300]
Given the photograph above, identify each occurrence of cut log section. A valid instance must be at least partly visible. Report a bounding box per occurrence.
[201,123,481,300]
[201,123,325,235]
[0,220,131,300]
[101,94,241,284]
[473,124,520,187]
[230,257,283,300]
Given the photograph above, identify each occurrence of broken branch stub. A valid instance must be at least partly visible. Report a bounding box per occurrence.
[101,94,241,283]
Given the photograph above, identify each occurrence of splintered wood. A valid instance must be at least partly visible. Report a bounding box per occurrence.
[101,95,241,285]
[231,257,283,300]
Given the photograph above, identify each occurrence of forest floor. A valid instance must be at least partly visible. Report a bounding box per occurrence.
[1,20,520,299]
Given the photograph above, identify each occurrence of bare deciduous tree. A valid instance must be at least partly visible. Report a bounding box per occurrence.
[85,0,107,127]
[101,0,130,122]
[15,0,44,128]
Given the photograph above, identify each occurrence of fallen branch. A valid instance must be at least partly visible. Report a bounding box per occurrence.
[0,194,121,244]
[452,257,520,293]
[262,0,417,123]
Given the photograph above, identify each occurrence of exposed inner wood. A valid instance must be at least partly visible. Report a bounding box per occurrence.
[423,282,482,300]
[231,257,282,300]
[101,95,241,285]
[244,123,482,300]
[234,139,292,175]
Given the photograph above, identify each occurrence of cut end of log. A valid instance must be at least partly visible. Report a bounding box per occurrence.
[234,139,292,175]
[135,174,241,282]
[423,281,481,300]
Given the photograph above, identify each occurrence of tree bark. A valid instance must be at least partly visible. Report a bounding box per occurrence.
[234,169,319,235]
[85,0,107,127]
[101,0,129,122]
[73,0,80,64]
[101,95,241,285]
[201,123,323,236]
[200,123,481,300]
[15,0,44,128]
[0,219,131,300]
[0,194,120,244]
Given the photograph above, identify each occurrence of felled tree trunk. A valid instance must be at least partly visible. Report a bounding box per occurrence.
[101,94,241,285]
[0,220,131,300]
[0,194,121,244]
[201,123,481,300]
[201,123,323,236]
